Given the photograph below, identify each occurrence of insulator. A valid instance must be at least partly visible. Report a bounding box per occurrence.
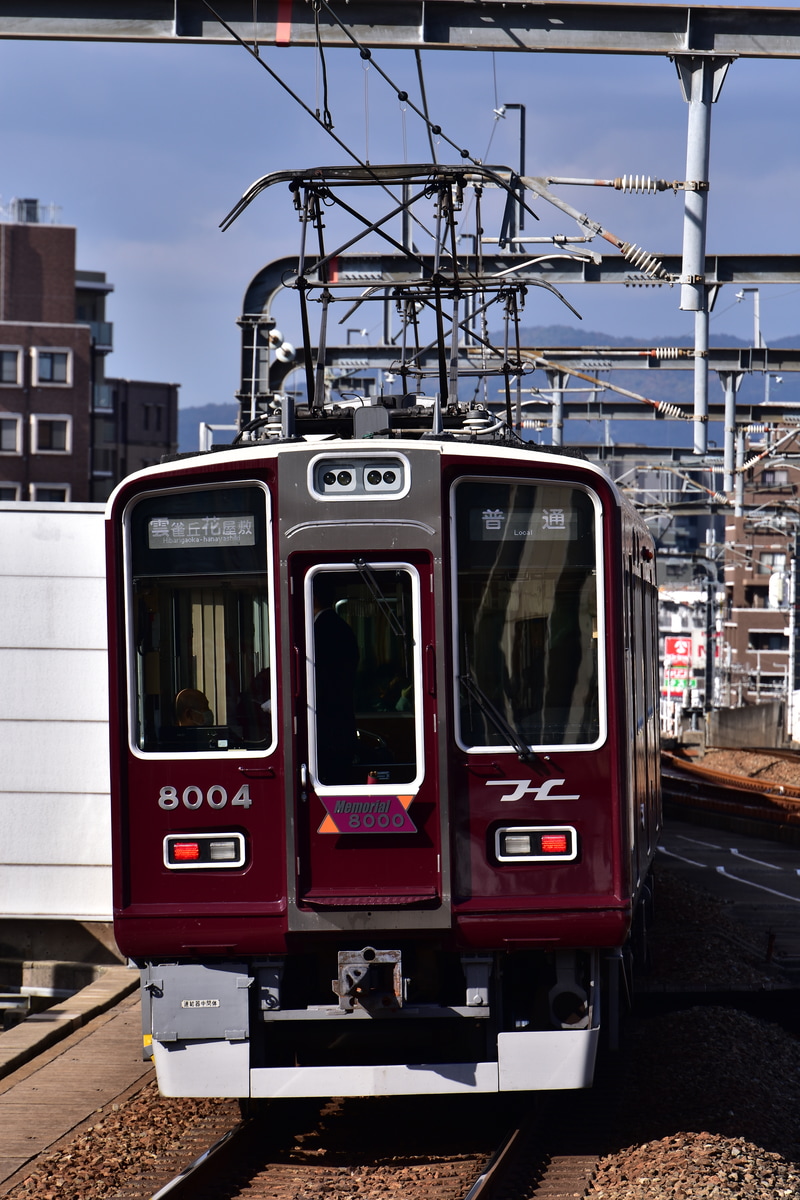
[614,175,661,194]
[656,401,691,420]
[620,242,671,280]
[654,347,682,359]
[264,407,284,438]
[463,409,492,431]
[712,493,729,504]
[745,424,769,434]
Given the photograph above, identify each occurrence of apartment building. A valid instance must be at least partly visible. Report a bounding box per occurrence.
[722,453,799,705]
[0,200,178,502]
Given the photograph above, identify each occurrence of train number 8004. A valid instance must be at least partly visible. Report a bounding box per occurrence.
[158,784,253,810]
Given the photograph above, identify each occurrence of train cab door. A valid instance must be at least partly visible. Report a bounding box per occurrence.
[288,556,442,914]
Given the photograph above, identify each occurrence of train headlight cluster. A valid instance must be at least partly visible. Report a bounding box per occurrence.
[495,826,578,863]
[310,455,408,499]
[163,832,246,870]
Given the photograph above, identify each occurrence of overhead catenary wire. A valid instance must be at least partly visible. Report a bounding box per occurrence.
[317,0,541,237]
[415,49,438,165]
[313,0,334,129]
[216,0,486,176]
[530,355,695,420]
[316,0,480,165]
[201,4,636,413]
[201,0,391,184]
[252,0,259,56]
[204,1,517,270]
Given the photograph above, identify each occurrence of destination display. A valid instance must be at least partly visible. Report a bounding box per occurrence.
[470,505,578,541]
[147,514,256,549]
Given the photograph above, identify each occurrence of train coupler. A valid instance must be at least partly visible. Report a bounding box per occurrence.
[332,947,402,1012]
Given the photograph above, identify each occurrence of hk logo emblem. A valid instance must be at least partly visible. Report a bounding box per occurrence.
[486,778,581,803]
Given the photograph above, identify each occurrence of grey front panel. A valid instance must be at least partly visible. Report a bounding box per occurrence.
[275,443,452,933]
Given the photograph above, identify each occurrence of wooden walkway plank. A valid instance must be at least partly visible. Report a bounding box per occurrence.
[0,994,152,1194]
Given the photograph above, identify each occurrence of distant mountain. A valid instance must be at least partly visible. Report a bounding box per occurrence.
[509,323,800,350]
[511,324,697,348]
[178,402,239,453]
[177,325,800,453]
[492,324,800,449]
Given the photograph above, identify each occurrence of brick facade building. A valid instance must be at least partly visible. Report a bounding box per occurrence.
[0,203,178,502]
[722,453,799,706]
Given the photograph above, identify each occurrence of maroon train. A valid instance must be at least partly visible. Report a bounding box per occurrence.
[105,417,660,1098]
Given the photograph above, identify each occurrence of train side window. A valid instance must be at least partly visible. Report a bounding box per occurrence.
[453,479,603,751]
[126,484,274,755]
[306,565,422,788]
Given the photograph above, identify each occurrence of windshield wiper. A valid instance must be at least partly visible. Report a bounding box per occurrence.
[459,672,552,774]
[353,558,408,640]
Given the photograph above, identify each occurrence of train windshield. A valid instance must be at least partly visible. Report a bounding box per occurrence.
[453,479,602,750]
[306,565,422,788]
[126,484,273,754]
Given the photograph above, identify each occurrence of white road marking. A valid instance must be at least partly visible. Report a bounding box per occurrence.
[675,834,721,850]
[657,845,707,868]
[715,866,800,904]
[730,847,781,871]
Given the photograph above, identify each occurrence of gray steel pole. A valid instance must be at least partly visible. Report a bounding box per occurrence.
[735,427,745,516]
[547,370,565,446]
[675,56,731,455]
[693,307,710,454]
[720,370,741,493]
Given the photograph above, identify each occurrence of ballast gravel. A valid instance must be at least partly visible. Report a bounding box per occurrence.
[5,865,800,1199]
[591,1005,800,1199]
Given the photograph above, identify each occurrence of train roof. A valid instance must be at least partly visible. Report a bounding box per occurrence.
[105,420,635,518]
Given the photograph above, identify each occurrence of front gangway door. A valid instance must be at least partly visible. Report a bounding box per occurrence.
[289,557,443,922]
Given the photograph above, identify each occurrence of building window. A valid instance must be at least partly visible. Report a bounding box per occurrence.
[761,468,789,486]
[744,585,769,609]
[0,414,22,454]
[748,674,784,696]
[143,404,164,433]
[0,348,21,385]
[93,447,116,475]
[0,482,20,500]
[31,414,72,454]
[748,631,789,652]
[757,552,786,576]
[32,348,72,386]
[31,484,70,502]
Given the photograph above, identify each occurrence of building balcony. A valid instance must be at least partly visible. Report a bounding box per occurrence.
[93,382,114,411]
[88,321,113,352]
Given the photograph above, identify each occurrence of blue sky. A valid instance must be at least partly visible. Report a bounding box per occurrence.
[1,21,799,409]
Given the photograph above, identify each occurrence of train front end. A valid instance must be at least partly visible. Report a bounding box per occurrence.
[106,431,659,1098]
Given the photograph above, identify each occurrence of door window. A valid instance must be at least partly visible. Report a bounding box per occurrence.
[307,565,422,788]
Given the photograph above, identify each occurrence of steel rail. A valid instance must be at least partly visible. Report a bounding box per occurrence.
[662,751,800,803]
[662,753,800,846]
[462,1113,600,1200]
[149,1123,244,1199]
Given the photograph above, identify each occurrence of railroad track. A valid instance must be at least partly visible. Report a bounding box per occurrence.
[140,1092,607,1200]
[737,746,800,766]
[662,750,800,833]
